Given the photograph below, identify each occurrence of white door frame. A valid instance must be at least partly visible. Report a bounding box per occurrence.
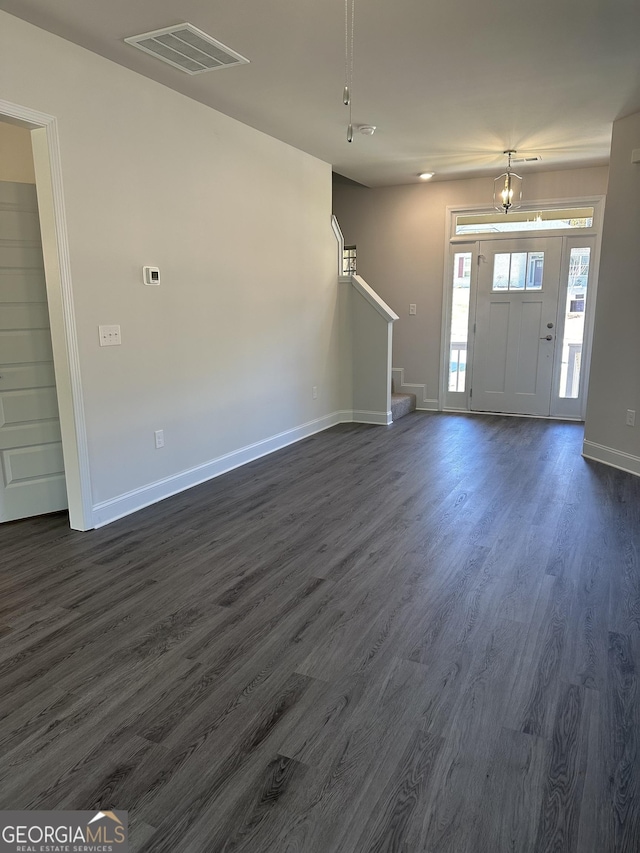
[440,196,605,420]
[1,99,92,531]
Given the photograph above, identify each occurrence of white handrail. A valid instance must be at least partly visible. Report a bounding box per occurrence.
[331,214,345,277]
[350,275,398,322]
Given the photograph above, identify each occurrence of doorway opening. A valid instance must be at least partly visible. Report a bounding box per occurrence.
[442,199,603,420]
[0,101,92,530]
[0,129,67,522]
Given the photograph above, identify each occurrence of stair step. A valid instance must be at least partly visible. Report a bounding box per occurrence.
[391,392,416,421]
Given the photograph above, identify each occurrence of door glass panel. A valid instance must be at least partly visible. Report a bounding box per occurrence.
[509,253,527,289]
[559,247,590,398]
[449,252,471,391]
[492,254,510,290]
[527,252,544,289]
[493,251,545,291]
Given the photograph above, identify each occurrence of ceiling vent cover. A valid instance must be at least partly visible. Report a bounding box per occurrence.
[124,23,249,74]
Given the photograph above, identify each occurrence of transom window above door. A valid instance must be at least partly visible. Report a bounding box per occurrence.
[492,251,544,291]
[455,207,594,235]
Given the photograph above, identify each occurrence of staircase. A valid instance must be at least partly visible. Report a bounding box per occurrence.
[391,380,416,421]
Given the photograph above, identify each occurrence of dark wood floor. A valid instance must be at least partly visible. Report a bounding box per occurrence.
[1,413,639,852]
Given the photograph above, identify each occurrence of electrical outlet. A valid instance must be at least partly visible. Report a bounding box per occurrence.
[626,409,636,427]
[99,324,121,346]
[409,304,417,315]
[312,386,318,399]
[154,429,164,448]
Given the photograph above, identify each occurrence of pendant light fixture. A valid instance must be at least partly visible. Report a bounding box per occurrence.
[494,150,523,214]
[344,0,355,142]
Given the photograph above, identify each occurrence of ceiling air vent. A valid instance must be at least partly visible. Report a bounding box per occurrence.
[124,24,250,75]
[511,156,542,164]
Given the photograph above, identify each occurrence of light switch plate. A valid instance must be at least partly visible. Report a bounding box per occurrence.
[409,304,417,315]
[99,324,121,346]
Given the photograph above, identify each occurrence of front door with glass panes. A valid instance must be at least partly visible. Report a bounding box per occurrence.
[445,209,598,419]
[447,236,596,418]
[471,237,562,416]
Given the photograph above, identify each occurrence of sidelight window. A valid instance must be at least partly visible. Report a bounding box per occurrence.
[558,247,591,398]
[448,252,472,392]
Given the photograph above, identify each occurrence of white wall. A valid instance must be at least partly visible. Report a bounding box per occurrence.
[0,12,343,524]
[584,111,640,474]
[351,288,393,423]
[333,167,608,405]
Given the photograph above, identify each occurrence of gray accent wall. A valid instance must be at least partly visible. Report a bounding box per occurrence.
[333,167,608,407]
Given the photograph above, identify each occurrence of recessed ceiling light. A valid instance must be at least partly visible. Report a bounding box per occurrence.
[419,172,434,180]
[358,125,377,135]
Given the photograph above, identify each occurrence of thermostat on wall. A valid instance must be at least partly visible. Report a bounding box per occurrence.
[143,266,160,285]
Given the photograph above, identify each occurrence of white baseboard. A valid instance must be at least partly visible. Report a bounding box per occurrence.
[352,410,393,426]
[92,411,345,528]
[582,440,640,478]
[333,409,391,425]
[392,367,439,412]
[91,409,392,528]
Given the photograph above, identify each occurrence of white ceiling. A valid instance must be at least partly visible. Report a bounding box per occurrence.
[2,0,640,186]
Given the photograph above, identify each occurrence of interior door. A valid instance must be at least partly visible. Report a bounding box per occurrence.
[471,237,562,416]
[0,181,67,522]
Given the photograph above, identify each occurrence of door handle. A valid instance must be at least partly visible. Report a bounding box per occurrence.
[540,335,553,341]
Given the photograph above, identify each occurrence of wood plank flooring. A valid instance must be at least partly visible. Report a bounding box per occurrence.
[1,412,639,852]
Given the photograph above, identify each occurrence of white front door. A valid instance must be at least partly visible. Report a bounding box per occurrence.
[471,237,562,416]
[0,181,67,522]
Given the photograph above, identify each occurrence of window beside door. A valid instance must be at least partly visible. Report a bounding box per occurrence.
[558,247,591,399]
[448,251,472,392]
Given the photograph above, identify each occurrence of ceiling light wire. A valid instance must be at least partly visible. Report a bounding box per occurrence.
[344,0,355,142]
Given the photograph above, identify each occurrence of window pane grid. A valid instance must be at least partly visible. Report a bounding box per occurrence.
[492,252,545,292]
